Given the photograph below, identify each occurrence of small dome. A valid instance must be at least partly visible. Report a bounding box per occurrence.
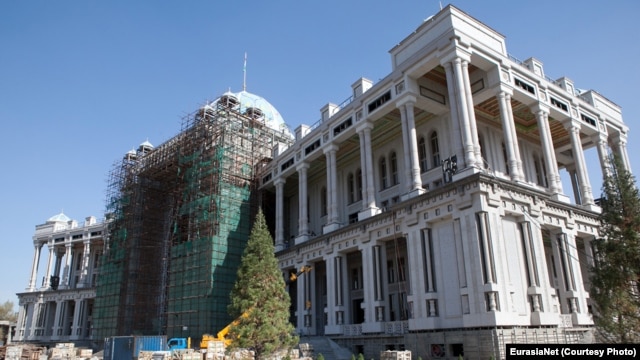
[214,90,293,138]
[48,212,71,223]
[139,140,154,149]
[138,140,154,153]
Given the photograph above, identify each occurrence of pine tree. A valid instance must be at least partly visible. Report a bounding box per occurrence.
[591,155,640,343]
[227,209,298,357]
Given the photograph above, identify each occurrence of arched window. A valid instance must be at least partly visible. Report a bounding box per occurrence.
[379,157,388,189]
[356,168,363,201]
[347,172,355,204]
[418,137,427,173]
[321,186,327,216]
[390,151,399,186]
[430,131,441,168]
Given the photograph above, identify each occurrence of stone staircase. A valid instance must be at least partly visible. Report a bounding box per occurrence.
[299,336,353,360]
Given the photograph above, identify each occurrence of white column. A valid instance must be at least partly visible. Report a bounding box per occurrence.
[61,243,72,289]
[357,122,380,220]
[274,178,285,251]
[323,144,340,232]
[595,134,612,179]
[363,126,376,209]
[78,240,91,287]
[532,105,562,193]
[405,102,424,194]
[461,60,481,164]
[296,163,310,241]
[399,104,413,193]
[506,94,524,180]
[566,121,594,205]
[443,62,464,162]
[44,246,55,289]
[452,57,476,168]
[358,128,369,204]
[613,132,632,172]
[498,91,523,181]
[28,243,43,291]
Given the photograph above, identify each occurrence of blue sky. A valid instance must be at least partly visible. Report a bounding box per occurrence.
[1,1,639,310]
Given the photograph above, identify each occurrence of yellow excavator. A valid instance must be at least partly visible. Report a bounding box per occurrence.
[201,265,312,349]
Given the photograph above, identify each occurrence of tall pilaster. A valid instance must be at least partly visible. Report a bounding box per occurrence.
[532,105,562,193]
[566,121,594,205]
[296,163,310,242]
[274,178,286,251]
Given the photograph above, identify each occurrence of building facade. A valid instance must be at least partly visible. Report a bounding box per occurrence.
[91,91,294,342]
[260,5,629,359]
[15,213,105,347]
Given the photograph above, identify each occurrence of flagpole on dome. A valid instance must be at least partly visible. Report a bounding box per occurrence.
[243,52,247,92]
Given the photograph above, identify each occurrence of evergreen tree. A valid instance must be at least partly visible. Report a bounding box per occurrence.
[227,209,298,357]
[591,155,640,343]
[0,301,16,322]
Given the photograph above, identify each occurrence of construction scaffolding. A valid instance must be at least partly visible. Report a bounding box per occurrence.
[93,96,293,342]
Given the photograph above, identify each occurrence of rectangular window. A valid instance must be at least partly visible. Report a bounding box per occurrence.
[368,91,391,113]
[514,78,536,95]
[550,97,568,112]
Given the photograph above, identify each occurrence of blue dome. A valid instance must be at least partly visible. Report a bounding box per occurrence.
[215,90,293,138]
[48,212,71,223]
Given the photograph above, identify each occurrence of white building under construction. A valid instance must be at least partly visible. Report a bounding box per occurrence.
[15,213,105,347]
[259,5,629,359]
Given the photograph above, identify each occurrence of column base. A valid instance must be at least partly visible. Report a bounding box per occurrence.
[401,187,426,201]
[580,203,602,213]
[452,166,482,182]
[323,222,341,234]
[550,193,571,203]
[358,207,381,221]
[295,235,310,245]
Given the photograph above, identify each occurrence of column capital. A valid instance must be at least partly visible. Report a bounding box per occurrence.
[274,177,286,186]
[438,47,471,66]
[295,162,309,172]
[497,89,514,100]
[530,103,550,115]
[564,119,581,132]
[355,120,374,133]
[394,94,417,108]
[323,143,339,154]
